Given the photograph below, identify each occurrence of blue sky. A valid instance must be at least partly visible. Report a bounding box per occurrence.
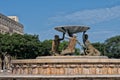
[0,0,120,42]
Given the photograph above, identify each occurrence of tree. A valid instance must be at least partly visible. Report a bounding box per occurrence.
[92,42,105,56]
[75,48,81,55]
[104,35,120,58]
[59,40,68,51]
[0,33,42,59]
[40,40,52,56]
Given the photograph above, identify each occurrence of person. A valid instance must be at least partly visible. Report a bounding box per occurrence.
[5,53,11,72]
[1,52,5,72]
[51,33,65,55]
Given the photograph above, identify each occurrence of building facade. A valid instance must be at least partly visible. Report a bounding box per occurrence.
[0,13,24,35]
[8,16,19,22]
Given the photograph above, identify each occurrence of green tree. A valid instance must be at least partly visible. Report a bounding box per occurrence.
[104,35,120,58]
[40,40,52,56]
[75,48,81,55]
[0,33,42,59]
[92,42,105,56]
[59,40,68,51]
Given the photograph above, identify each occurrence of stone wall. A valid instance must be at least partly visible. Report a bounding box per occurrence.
[1,56,120,80]
[11,56,120,75]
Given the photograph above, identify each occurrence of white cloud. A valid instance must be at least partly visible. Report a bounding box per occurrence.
[88,30,119,42]
[49,6,120,25]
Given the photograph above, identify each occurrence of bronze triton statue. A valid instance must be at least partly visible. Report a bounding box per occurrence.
[51,26,101,56]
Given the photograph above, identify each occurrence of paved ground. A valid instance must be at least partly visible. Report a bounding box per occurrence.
[0,74,120,79]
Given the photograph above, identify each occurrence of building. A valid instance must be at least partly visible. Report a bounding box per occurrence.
[0,13,24,35]
[8,16,19,22]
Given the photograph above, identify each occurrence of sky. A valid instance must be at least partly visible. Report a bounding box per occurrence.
[0,0,120,42]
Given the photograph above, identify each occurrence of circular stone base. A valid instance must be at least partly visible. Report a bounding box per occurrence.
[36,56,108,59]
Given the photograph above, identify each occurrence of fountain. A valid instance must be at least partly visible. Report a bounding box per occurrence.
[1,26,120,80]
